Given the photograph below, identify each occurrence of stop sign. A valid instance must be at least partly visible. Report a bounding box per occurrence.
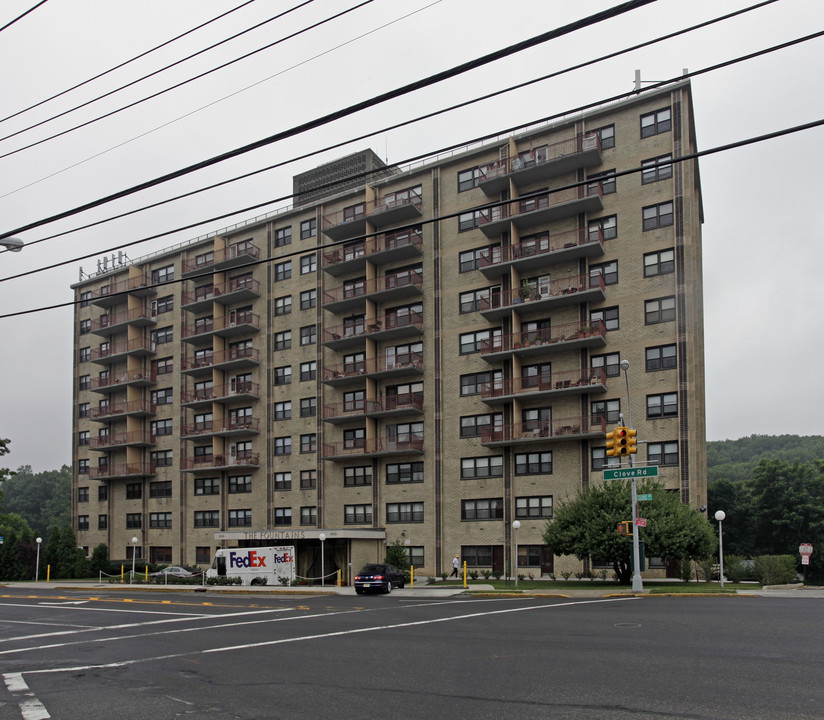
[799,544,813,556]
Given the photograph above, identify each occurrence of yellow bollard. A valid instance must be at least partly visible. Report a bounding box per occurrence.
[121,564,124,583]
[410,565,414,588]
[47,565,51,582]
[337,569,341,587]
[463,561,467,589]
[145,567,148,582]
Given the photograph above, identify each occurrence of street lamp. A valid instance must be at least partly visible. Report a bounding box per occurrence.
[35,537,42,581]
[619,359,643,593]
[130,536,138,584]
[714,511,726,590]
[512,521,521,588]
[319,533,326,587]
[0,237,24,252]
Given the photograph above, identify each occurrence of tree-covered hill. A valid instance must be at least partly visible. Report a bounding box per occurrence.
[708,434,824,483]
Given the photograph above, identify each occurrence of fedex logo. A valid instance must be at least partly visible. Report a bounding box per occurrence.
[228,550,267,569]
[273,552,293,564]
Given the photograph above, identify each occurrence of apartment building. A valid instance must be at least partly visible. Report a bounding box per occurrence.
[71,80,706,581]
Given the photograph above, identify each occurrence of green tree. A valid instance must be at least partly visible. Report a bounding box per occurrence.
[543,480,715,583]
[707,477,754,556]
[89,543,110,575]
[384,539,410,572]
[1,465,71,538]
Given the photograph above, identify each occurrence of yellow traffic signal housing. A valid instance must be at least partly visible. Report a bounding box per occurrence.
[625,428,638,455]
[617,521,633,535]
[605,426,626,457]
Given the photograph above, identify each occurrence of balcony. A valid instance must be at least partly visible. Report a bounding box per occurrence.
[181,312,260,345]
[323,352,424,386]
[89,400,156,422]
[481,415,606,447]
[478,273,605,321]
[322,437,424,460]
[478,134,602,196]
[89,430,156,450]
[479,320,606,362]
[181,381,260,408]
[181,346,260,376]
[90,306,156,336]
[478,227,605,279]
[323,312,423,350]
[90,337,156,365]
[478,185,603,238]
[90,462,155,480]
[89,369,156,393]
[322,190,423,242]
[181,417,260,439]
[480,368,607,405]
[181,277,261,312]
[181,452,260,472]
[90,275,155,308]
[323,393,423,424]
[322,227,423,277]
[322,271,423,314]
[215,242,260,271]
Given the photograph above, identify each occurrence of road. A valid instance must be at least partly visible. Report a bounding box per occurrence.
[0,585,821,719]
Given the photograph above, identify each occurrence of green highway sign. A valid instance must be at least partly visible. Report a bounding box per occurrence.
[637,494,653,501]
[603,466,659,480]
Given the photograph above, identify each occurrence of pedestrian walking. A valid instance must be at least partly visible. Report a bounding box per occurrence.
[450,555,460,578]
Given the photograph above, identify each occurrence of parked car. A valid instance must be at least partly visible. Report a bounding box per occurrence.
[150,566,193,582]
[354,563,405,594]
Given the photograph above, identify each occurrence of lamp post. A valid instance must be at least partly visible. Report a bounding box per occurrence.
[620,359,643,593]
[35,537,42,581]
[714,511,726,590]
[319,533,326,587]
[130,536,138,584]
[0,237,24,252]
[512,521,521,588]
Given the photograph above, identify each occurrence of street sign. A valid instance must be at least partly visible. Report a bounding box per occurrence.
[637,494,653,501]
[635,518,647,527]
[799,544,813,556]
[603,466,659,480]
[802,556,810,565]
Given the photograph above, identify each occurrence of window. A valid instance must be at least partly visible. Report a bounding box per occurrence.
[150,512,172,529]
[300,397,317,417]
[154,295,174,314]
[98,514,107,530]
[460,370,502,396]
[194,477,220,496]
[229,509,252,527]
[151,450,173,467]
[301,506,317,526]
[591,306,619,331]
[384,461,422,484]
[643,201,674,230]
[79,291,91,307]
[274,261,291,281]
[274,366,291,385]
[644,249,675,277]
[458,166,483,192]
[194,511,219,528]
[149,481,172,498]
[98,485,108,501]
[126,513,142,529]
[152,265,175,284]
[78,402,90,419]
[588,169,616,195]
[152,388,173,405]
[229,475,252,494]
[460,413,502,438]
[648,441,679,466]
[459,286,498,314]
[126,483,142,499]
[79,346,90,362]
[646,344,677,371]
[300,361,316,381]
[343,202,365,221]
[588,215,617,242]
[647,392,678,418]
[344,504,372,524]
[77,486,89,502]
[151,419,173,437]
[300,218,316,240]
[78,459,89,475]
[274,226,292,247]
[300,289,317,310]
[196,547,211,564]
[79,375,90,391]
[589,260,618,286]
[591,352,620,378]
[459,245,499,272]
[77,515,89,531]
[462,546,493,567]
[344,428,365,450]
[126,544,143,560]
[300,434,317,453]
[152,326,174,345]
[461,456,503,479]
[272,507,291,526]
[344,466,372,486]
[593,124,615,149]
[274,401,292,420]
[460,328,501,355]
[300,470,317,489]
[274,472,292,490]
[300,255,316,274]
[79,319,91,335]
[78,430,89,446]
[274,331,292,350]
[514,452,553,475]
[592,447,620,471]
[516,496,553,519]
[461,498,504,520]
[645,296,676,324]
[274,295,292,316]
[592,399,621,424]
[641,154,673,184]
[274,436,292,455]
[153,357,173,375]
[641,107,671,137]
[300,325,316,346]
[387,502,424,523]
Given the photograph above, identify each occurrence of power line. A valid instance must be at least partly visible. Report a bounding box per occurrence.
[1,116,822,321]
[0,0,259,125]
[0,0,658,242]
[0,0,49,34]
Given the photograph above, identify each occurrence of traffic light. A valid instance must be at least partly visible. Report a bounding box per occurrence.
[605,426,626,457]
[617,521,632,535]
[625,428,637,455]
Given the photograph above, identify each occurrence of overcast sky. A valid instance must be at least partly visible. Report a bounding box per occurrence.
[0,0,821,472]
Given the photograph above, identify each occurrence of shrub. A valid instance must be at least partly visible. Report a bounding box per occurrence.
[518,573,526,581]
[440,572,448,581]
[469,570,479,580]
[722,555,750,583]
[677,558,693,582]
[696,556,715,582]
[752,555,798,586]
[596,569,608,582]
[491,570,502,580]
[481,569,492,580]
[278,576,290,586]
[561,571,572,580]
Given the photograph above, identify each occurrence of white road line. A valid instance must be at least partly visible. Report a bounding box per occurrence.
[4,674,50,720]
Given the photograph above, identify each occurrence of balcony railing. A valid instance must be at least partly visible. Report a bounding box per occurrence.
[323,392,423,421]
[180,452,260,471]
[479,320,606,359]
[322,437,424,459]
[322,271,423,311]
[478,273,605,320]
[323,352,424,383]
[90,275,155,306]
[322,190,423,240]
[89,369,156,391]
[180,381,260,405]
[91,306,156,334]
[89,430,156,449]
[89,462,155,480]
[480,367,606,403]
[181,312,260,341]
[322,226,423,275]
[181,277,261,309]
[323,311,423,347]
[89,400,156,420]
[181,417,260,437]
[90,337,156,363]
[215,242,260,269]
[181,346,259,373]
[481,415,606,445]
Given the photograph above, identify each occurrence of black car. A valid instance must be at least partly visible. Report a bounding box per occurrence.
[354,563,405,594]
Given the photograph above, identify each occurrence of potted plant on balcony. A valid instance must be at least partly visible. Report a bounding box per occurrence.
[520,280,532,301]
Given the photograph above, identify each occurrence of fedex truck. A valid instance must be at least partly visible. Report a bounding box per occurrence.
[207,546,296,586]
